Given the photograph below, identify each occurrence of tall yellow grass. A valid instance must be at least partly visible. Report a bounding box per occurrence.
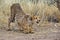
[0,1,60,28]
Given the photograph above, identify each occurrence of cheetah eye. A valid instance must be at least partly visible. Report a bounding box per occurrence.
[35,17,37,19]
[39,20,40,22]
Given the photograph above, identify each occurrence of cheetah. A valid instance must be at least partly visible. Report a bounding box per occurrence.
[8,3,34,33]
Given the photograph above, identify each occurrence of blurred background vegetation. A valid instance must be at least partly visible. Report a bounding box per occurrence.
[0,0,60,29]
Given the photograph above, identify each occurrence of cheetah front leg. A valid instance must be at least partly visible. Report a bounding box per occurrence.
[23,24,34,34]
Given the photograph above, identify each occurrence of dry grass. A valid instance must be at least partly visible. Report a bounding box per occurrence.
[0,1,60,28]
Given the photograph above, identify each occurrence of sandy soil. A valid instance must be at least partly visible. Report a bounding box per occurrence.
[0,23,60,40]
[0,30,60,40]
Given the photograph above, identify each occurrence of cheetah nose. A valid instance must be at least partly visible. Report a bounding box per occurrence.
[36,20,40,23]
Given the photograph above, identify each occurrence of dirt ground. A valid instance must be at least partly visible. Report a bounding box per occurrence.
[0,23,60,40]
